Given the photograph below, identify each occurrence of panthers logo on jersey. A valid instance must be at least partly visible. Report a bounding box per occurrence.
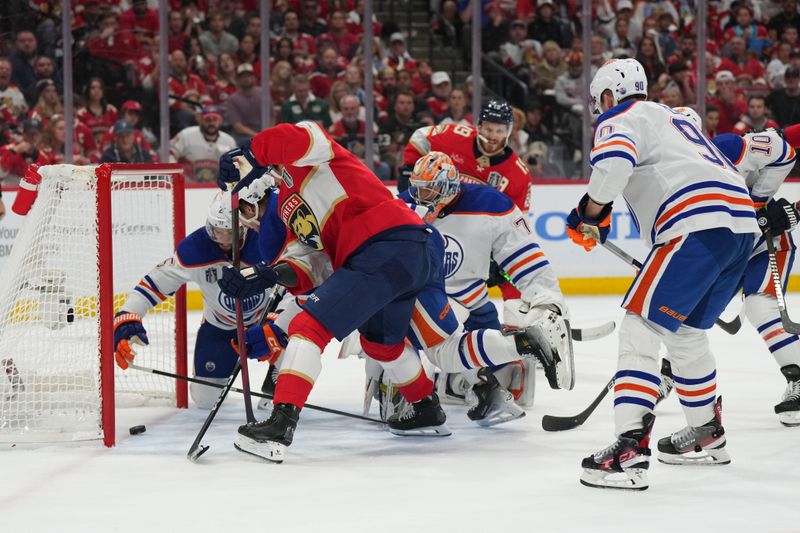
[280,192,323,251]
[443,234,464,279]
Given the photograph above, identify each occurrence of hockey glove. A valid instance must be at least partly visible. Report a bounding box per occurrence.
[218,263,278,299]
[113,311,149,370]
[217,140,267,192]
[757,198,800,235]
[239,322,288,364]
[566,194,613,251]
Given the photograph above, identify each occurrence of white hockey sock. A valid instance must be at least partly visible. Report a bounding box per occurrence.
[378,344,429,387]
[663,326,717,427]
[426,329,520,373]
[614,313,661,436]
[745,292,800,368]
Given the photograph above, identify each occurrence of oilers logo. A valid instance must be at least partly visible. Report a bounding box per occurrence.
[443,235,464,279]
[217,291,266,321]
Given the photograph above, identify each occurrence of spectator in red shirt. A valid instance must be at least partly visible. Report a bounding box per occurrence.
[99,100,158,161]
[309,45,344,99]
[28,79,63,126]
[317,10,360,60]
[86,12,143,65]
[732,95,780,135]
[708,70,747,134]
[211,52,238,104]
[280,9,317,59]
[426,71,451,120]
[168,10,189,53]
[411,59,432,97]
[167,49,212,132]
[76,77,118,142]
[0,119,57,185]
[120,0,159,45]
[717,35,767,85]
[42,114,93,165]
[384,33,417,72]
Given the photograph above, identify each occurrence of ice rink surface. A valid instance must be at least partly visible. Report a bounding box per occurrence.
[2,296,798,532]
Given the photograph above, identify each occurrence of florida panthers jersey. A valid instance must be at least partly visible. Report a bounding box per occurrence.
[399,183,563,312]
[249,121,425,269]
[404,123,532,212]
[712,129,797,209]
[589,100,759,246]
[122,227,268,329]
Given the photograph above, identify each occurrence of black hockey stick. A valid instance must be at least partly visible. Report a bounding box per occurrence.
[765,232,800,334]
[602,241,742,335]
[186,359,242,461]
[231,191,257,424]
[541,378,614,431]
[131,364,384,425]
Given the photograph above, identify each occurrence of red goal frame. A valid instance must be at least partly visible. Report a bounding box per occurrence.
[96,163,188,447]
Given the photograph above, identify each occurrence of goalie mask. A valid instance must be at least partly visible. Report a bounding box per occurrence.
[205,191,242,248]
[409,151,460,220]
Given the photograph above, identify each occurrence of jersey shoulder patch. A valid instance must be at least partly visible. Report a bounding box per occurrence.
[176,228,226,267]
[448,183,515,215]
[712,133,745,166]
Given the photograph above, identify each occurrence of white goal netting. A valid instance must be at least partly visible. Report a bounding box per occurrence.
[0,164,184,443]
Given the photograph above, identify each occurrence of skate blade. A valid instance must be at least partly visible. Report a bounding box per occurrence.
[389,423,452,437]
[473,409,526,428]
[778,412,800,427]
[234,435,285,463]
[579,468,649,491]
[657,447,731,466]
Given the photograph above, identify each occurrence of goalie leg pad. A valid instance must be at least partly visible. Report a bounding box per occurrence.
[190,377,230,409]
[510,305,575,390]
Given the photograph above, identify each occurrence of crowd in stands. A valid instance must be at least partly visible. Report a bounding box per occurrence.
[0,0,798,185]
[477,0,800,178]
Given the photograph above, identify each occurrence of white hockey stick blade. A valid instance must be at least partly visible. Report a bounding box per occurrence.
[571,321,615,341]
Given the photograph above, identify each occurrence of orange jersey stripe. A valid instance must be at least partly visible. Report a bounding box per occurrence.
[461,284,486,305]
[614,382,659,398]
[625,237,680,315]
[591,140,638,157]
[138,281,167,301]
[675,384,716,397]
[656,193,754,229]
[506,251,545,276]
[411,306,446,347]
[763,328,787,341]
[466,334,481,367]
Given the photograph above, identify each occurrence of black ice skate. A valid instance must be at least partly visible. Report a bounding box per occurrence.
[580,413,655,491]
[257,364,279,411]
[657,397,730,465]
[510,313,574,391]
[387,392,451,436]
[234,403,300,463]
[466,368,525,427]
[656,359,674,405]
[775,364,800,427]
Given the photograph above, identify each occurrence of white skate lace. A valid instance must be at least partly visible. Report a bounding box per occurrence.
[594,438,623,460]
[397,400,416,421]
[782,379,800,403]
[671,425,698,449]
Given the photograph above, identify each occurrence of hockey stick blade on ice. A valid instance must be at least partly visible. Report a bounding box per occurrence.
[765,232,800,334]
[571,321,615,341]
[601,241,742,334]
[131,364,385,425]
[186,360,242,462]
[541,378,614,432]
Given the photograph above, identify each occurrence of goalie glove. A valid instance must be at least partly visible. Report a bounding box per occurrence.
[217,140,267,192]
[113,312,149,370]
[566,193,613,251]
[218,262,278,299]
[233,322,288,365]
[757,198,799,236]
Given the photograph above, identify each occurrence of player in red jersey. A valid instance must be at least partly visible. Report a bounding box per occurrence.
[401,98,532,212]
[216,121,450,462]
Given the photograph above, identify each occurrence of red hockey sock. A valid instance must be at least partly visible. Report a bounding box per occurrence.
[396,370,434,403]
[273,372,315,410]
[499,280,521,300]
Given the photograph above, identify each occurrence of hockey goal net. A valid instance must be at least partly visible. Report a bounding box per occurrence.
[0,164,187,446]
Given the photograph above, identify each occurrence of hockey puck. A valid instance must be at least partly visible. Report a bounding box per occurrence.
[129,425,146,435]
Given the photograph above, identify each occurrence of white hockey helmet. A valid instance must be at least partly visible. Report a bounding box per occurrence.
[589,58,648,114]
[673,106,703,130]
[205,191,242,245]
